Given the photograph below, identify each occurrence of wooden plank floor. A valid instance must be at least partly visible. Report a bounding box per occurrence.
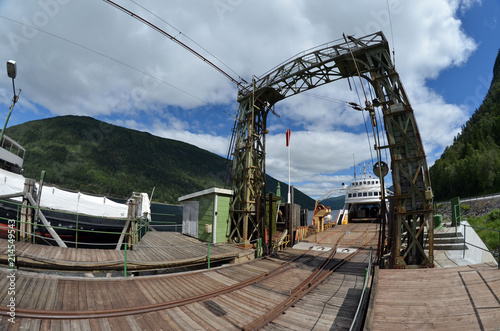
[0,232,252,271]
[366,263,500,331]
[0,247,370,330]
[263,248,371,330]
[301,223,380,247]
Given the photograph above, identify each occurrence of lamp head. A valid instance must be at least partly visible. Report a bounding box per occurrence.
[7,60,16,79]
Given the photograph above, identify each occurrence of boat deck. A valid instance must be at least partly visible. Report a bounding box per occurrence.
[0,231,253,271]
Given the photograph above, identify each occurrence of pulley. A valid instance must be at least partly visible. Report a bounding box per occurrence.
[373,161,389,178]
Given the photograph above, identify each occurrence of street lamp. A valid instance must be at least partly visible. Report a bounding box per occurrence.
[7,60,16,79]
[0,60,22,146]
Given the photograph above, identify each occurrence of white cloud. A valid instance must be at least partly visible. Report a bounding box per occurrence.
[458,0,482,14]
[0,0,481,197]
[266,130,376,181]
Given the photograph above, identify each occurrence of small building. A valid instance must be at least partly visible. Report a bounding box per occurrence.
[178,187,233,244]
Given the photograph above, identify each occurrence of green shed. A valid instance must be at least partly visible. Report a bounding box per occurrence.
[178,187,233,244]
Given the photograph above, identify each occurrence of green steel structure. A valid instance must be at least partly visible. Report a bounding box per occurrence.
[229,31,434,268]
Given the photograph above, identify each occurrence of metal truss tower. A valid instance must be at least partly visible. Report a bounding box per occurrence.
[229,32,433,268]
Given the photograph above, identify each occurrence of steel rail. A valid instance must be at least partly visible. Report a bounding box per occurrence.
[242,247,362,330]
[289,235,345,296]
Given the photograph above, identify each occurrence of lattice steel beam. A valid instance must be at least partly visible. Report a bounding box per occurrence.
[230,32,434,268]
[229,80,269,245]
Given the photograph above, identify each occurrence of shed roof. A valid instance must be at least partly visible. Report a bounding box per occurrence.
[178,187,233,202]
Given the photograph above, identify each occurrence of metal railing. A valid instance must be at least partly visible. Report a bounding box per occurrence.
[0,198,173,249]
[149,211,181,232]
[462,223,500,269]
[350,247,374,331]
[436,192,500,204]
[460,193,500,203]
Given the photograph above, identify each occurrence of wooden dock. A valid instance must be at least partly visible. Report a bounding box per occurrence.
[0,243,372,330]
[3,224,497,329]
[0,231,253,271]
[365,262,500,330]
[299,223,380,247]
[263,247,371,330]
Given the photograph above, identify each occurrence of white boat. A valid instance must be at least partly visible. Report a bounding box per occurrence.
[335,165,389,225]
[0,134,25,174]
[0,134,150,244]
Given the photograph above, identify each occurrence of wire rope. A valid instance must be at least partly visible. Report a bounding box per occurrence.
[386,0,397,66]
[350,78,375,163]
[0,15,236,120]
[127,0,245,83]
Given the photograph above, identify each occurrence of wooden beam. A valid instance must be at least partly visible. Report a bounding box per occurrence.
[25,193,67,248]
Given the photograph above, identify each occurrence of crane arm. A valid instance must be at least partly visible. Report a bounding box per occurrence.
[231,31,434,268]
[237,32,389,104]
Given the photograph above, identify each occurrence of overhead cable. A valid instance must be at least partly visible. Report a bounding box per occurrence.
[0,15,236,119]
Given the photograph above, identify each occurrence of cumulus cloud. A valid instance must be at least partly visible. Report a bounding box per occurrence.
[0,0,481,197]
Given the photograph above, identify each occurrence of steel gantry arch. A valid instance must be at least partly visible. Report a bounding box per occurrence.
[229,31,434,268]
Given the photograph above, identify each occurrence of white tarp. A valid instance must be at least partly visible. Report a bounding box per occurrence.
[0,168,25,197]
[0,168,129,218]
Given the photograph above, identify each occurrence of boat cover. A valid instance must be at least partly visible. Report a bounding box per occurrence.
[0,168,128,218]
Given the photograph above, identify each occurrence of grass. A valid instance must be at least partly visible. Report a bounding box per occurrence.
[466,208,500,253]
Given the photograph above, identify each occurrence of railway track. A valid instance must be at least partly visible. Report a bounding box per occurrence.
[1,227,376,330]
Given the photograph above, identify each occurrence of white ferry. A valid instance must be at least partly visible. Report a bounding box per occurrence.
[335,166,389,225]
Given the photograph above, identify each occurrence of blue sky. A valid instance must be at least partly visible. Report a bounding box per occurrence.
[0,0,498,199]
[427,1,498,109]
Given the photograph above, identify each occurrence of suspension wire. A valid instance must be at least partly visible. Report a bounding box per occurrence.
[0,15,236,120]
[104,0,280,123]
[386,0,396,66]
[343,35,370,102]
[365,84,380,165]
[367,83,390,163]
[377,106,389,162]
[343,33,382,169]
[367,84,387,163]
[350,74,375,164]
[127,0,245,83]
[368,88,386,169]
[103,0,250,92]
[303,92,350,105]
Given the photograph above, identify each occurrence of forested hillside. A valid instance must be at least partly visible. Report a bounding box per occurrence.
[6,116,314,208]
[430,49,500,200]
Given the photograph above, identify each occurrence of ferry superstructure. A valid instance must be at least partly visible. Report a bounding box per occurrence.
[336,171,388,225]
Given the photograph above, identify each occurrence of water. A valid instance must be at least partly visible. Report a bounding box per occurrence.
[149,203,183,232]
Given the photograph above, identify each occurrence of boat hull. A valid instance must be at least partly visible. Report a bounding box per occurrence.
[0,198,127,240]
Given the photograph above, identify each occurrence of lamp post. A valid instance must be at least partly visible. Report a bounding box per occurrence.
[0,60,21,146]
[286,129,291,204]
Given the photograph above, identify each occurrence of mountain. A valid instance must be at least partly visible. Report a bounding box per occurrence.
[5,115,315,208]
[319,195,345,210]
[430,49,500,200]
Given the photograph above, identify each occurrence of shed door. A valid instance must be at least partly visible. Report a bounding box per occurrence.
[182,201,199,238]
